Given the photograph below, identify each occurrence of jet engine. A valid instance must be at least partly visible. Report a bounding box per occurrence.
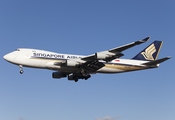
[95,52,115,60]
[95,51,124,62]
[66,59,86,67]
[52,72,67,78]
[66,60,79,67]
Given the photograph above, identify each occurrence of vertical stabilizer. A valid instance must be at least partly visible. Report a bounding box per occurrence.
[132,41,163,61]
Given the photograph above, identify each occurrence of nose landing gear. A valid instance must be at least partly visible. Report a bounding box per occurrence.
[20,70,24,74]
[19,65,24,74]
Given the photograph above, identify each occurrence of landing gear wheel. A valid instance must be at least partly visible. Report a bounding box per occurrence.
[84,75,91,80]
[20,70,24,74]
[75,79,78,82]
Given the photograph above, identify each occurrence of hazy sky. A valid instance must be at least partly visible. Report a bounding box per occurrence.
[0,0,174,120]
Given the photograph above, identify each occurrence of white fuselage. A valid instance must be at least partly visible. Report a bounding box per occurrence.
[3,48,152,74]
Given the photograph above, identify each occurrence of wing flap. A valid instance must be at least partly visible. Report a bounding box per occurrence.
[81,60,105,73]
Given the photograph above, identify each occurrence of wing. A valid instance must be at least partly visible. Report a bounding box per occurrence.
[53,60,105,81]
[80,60,105,73]
[54,59,105,73]
[53,37,150,81]
[81,37,150,62]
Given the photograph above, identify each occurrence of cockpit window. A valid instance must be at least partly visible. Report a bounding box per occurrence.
[15,49,20,51]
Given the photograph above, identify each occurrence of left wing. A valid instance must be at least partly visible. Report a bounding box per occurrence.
[81,37,150,62]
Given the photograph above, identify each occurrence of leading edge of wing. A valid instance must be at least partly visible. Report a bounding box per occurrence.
[109,37,150,53]
[81,37,150,61]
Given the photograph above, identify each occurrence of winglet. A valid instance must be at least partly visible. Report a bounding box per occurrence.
[141,37,151,42]
[135,37,151,45]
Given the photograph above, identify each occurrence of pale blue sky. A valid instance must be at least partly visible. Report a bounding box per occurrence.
[0,0,174,120]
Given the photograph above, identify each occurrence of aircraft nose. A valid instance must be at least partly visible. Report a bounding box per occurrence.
[3,53,14,62]
[3,54,10,61]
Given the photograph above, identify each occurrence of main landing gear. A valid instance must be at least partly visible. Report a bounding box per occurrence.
[74,79,78,82]
[19,65,24,74]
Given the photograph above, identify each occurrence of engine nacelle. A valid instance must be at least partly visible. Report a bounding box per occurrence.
[66,60,81,67]
[52,72,67,78]
[95,52,115,60]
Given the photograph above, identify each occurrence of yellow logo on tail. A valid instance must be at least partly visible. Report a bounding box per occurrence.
[141,44,156,60]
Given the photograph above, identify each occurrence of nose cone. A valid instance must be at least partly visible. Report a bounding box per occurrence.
[3,54,10,61]
[3,53,15,63]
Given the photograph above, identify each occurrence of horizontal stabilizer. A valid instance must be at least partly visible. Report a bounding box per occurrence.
[142,57,171,65]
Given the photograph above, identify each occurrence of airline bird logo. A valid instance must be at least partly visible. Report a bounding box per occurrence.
[141,44,156,60]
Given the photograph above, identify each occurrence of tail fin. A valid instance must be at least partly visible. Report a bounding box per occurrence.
[132,41,163,61]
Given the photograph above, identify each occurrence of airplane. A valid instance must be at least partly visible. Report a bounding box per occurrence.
[3,37,171,82]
